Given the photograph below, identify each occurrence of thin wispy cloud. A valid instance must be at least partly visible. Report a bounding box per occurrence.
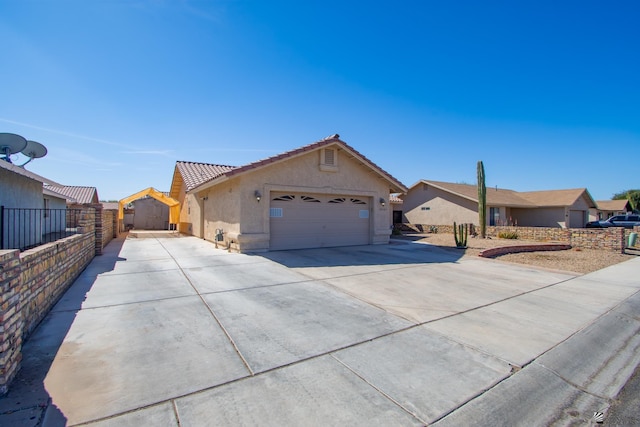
[52,147,124,168]
[195,148,277,153]
[0,118,134,149]
[121,150,174,156]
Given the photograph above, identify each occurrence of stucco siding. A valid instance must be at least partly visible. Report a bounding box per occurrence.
[200,179,241,244]
[0,169,43,209]
[403,184,478,225]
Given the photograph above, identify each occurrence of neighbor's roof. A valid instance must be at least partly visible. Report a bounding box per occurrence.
[597,199,631,211]
[43,186,74,202]
[409,180,597,208]
[101,202,119,210]
[171,135,407,196]
[519,188,596,208]
[44,185,99,204]
[414,180,535,207]
[0,159,62,186]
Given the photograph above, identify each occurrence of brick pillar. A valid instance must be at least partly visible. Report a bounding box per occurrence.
[92,204,104,255]
[0,250,24,395]
[612,227,625,253]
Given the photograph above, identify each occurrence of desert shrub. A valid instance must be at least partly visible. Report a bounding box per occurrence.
[498,231,519,239]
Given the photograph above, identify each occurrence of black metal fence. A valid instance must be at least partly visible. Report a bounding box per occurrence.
[0,207,83,251]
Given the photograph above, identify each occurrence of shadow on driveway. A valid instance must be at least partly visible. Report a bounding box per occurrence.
[0,237,126,426]
[253,239,464,268]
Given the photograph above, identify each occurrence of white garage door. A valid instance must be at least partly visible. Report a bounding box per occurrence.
[270,192,371,250]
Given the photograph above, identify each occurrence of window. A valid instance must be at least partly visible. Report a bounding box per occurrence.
[490,207,500,226]
[350,198,366,205]
[301,196,321,203]
[273,195,295,201]
[270,208,283,217]
[328,198,346,204]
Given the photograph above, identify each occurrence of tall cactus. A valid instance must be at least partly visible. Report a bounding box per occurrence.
[477,160,487,238]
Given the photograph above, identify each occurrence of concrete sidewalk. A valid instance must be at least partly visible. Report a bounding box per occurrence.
[1,233,639,426]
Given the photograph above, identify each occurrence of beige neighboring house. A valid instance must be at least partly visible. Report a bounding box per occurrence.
[401,180,597,229]
[590,199,632,221]
[169,134,407,252]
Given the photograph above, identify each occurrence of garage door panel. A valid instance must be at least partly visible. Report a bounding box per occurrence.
[270,193,371,250]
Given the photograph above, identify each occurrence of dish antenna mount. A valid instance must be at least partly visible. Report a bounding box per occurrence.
[19,140,48,167]
[0,133,28,164]
[0,133,48,167]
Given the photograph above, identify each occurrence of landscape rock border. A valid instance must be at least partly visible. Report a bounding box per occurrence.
[478,244,572,258]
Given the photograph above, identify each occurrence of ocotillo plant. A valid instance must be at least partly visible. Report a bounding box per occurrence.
[477,160,487,238]
[453,221,468,247]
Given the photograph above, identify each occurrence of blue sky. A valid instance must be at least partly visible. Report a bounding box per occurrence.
[1,0,638,201]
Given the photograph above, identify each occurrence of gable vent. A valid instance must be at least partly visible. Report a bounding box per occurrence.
[323,148,335,166]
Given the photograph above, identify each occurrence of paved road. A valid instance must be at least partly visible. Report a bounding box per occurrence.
[1,232,639,426]
[605,356,640,426]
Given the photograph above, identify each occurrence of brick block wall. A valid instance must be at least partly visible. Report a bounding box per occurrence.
[488,226,625,252]
[20,233,94,336]
[406,223,627,253]
[0,250,23,395]
[0,207,96,395]
[101,209,117,251]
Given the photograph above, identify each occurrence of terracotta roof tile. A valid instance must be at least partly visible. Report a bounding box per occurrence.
[174,161,238,192]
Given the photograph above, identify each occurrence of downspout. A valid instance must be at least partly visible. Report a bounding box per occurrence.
[200,196,208,239]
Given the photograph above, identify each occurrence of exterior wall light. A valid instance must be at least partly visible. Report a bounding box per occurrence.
[379,197,386,207]
[255,190,262,202]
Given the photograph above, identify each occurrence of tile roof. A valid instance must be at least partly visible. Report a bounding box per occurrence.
[173,162,238,193]
[44,185,99,204]
[390,194,403,204]
[173,134,407,195]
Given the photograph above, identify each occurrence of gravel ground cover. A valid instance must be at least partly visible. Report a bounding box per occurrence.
[393,232,639,275]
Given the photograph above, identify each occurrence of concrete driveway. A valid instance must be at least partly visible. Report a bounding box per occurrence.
[2,233,639,426]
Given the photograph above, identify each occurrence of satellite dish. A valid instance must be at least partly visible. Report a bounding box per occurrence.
[0,133,28,163]
[19,140,48,167]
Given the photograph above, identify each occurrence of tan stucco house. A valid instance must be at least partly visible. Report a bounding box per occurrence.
[169,135,407,251]
[401,180,597,229]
